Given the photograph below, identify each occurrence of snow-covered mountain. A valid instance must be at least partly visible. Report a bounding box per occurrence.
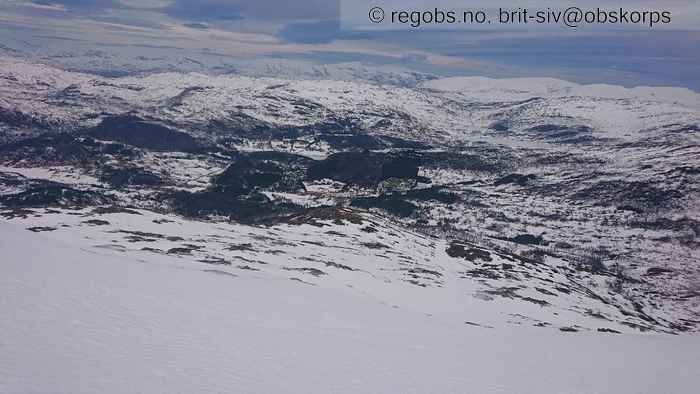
[0,38,436,87]
[1,54,700,392]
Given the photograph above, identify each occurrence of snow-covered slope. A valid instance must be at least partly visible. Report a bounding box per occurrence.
[1,205,677,333]
[2,221,700,394]
[1,55,699,340]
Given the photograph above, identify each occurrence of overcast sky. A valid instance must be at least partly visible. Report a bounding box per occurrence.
[1,0,699,89]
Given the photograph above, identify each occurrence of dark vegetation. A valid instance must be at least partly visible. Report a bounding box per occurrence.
[574,180,683,209]
[212,115,429,151]
[0,133,137,165]
[0,181,111,208]
[308,150,422,186]
[88,115,204,152]
[213,151,312,195]
[421,150,508,173]
[0,107,56,132]
[351,195,418,217]
[100,166,162,188]
[527,124,596,144]
[166,190,302,223]
[404,187,459,204]
[510,233,546,246]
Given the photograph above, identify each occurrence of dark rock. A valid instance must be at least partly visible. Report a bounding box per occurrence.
[283,267,326,277]
[494,173,536,187]
[520,296,549,307]
[27,226,57,232]
[645,267,673,276]
[408,267,442,277]
[446,243,493,262]
[617,205,643,214]
[489,120,510,131]
[535,287,557,296]
[227,243,255,251]
[324,261,355,271]
[283,206,365,226]
[362,242,388,249]
[511,233,545,246]
[92,206,142,215]
[83,219,110,226]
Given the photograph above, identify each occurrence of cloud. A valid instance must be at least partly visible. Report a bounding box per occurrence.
[117,0,170,8]
[164,0,337,22]
[15,0,337,21]
[30,0,119,10]
[277,20,342,44]
[182,22,209,30]
[21,2,66,11]
[164,1,243,22]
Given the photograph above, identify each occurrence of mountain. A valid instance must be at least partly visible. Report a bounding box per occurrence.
[1,54,699,340]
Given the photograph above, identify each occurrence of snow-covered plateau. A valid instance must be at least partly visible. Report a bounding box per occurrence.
[1,55,699,393]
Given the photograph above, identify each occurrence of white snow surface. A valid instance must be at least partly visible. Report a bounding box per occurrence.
[1,221,699,394]
[2,56,699,146]
[421,77,700,105]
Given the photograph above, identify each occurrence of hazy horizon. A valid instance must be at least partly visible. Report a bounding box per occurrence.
[1,0,699,90]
